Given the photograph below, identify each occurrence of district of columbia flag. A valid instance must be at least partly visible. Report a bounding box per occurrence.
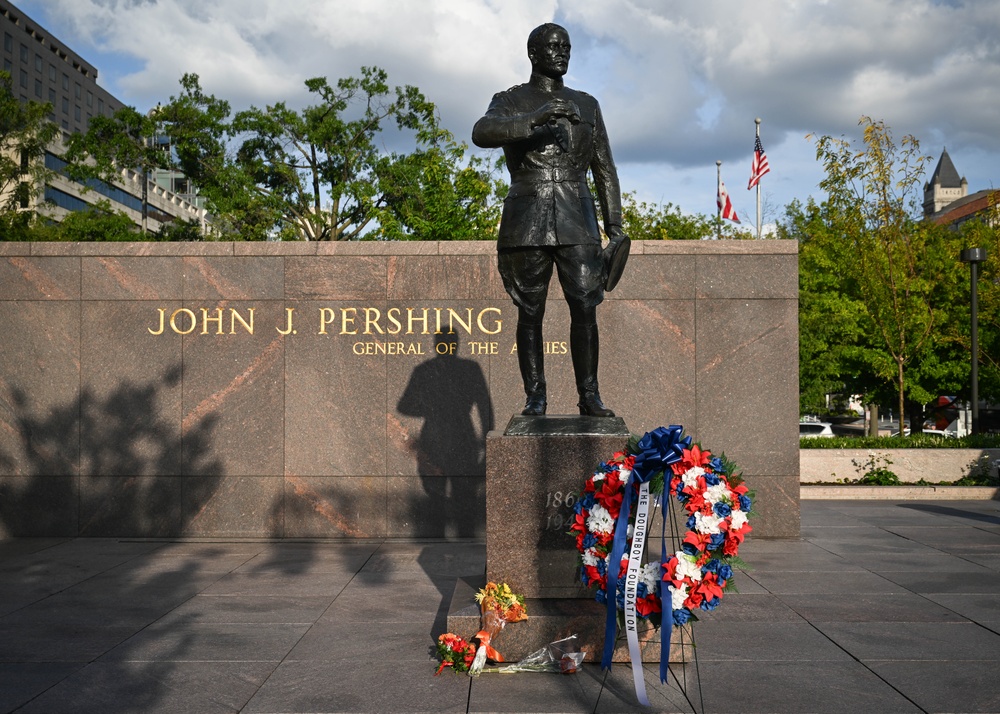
[718,180,739,223]
[748,136,770,189]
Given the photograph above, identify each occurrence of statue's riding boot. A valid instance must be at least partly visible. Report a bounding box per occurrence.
[517,322,547,416]
[571,323,615,417]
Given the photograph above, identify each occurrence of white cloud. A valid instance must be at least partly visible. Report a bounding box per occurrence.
[17,0,1000,216]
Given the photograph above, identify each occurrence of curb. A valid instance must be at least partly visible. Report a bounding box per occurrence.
[801,485,1000,500]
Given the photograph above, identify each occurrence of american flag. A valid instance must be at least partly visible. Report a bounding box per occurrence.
[718,180,739,223]
[748,136,770,190]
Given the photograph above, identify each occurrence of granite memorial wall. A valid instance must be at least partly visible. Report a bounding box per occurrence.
[0,240,800,539]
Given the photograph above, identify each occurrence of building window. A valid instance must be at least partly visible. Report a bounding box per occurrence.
[97,98,104,114]
[86,90,92,108]
[34,54,41,72]
[19,69,27,88]
[19,44,28,62]
[4,32,12,53]
[61,97,68,114]
[61,73,68,90]
[74,105,81,121]
[74,83,81,99]
[3,59,10,73]
[48,64,55,81]
[34,78,41,97]
[48,87,55,104]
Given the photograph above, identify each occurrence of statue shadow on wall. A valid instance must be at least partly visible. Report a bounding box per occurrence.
[397,332,494,538]
[0,364,228,711]
[397,332,493,634]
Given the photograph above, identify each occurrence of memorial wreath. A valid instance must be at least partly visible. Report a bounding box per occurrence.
[568,425,754,703]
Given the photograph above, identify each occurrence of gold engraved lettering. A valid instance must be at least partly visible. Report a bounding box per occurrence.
[319,308,336,335]
[363,307,384,335]
[148,308,166,335]
[230,308,254,335]
[447,308,474,335]
[340,307,358,335]
[277,307,295,335]
[468,341,498,355]
[386,307,402,334]
[201,308,225,335]
[434,307,443,335]
[478,307,502,335]
[406,307,430,335]
[170,308,197,335]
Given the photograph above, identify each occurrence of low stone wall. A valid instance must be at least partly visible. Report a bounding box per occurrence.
[800,449,1000,483]
[0,240,799,539]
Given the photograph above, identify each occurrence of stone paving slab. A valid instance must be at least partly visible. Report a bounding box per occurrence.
[1,500,1000,712]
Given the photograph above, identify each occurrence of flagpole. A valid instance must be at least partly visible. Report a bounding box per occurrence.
[755,118,761,239]
[716,160,722,240]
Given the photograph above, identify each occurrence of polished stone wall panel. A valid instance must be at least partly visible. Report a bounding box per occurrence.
[0,241,799,538]
[182,256,284,300]
[80,301,184,476]
[0,301,81,476]
[181,300,285,477]
[284,301,387,477]
[0,257,80,300]
[81,257,183,301]
[182,475,283,537]
[282,475,387,538]
[78,475,183,537]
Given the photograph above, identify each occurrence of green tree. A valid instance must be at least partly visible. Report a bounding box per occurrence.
[621,193,717,240]
[1,70,58,234]
[806,117,973,430]
[52,200,139,241]
[149,68,502,240]
[63,106,165,235]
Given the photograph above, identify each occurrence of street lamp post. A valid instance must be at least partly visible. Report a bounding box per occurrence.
[960,247,987,435]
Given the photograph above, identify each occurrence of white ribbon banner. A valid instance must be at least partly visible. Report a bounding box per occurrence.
[624,480,651,706]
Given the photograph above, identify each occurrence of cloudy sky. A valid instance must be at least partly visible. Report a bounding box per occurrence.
[17,0,1000,227]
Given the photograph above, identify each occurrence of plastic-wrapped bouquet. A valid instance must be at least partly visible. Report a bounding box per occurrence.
[479,635,586,674]
[467,582,528,676]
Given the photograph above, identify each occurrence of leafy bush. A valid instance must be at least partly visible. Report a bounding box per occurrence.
[801,434,1000,449]
[851,452,900,485]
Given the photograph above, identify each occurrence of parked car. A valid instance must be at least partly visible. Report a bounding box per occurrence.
[890,428,955,438]
[800,421,835,439]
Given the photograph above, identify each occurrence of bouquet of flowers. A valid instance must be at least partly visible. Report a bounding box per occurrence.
[467,581,528,676]
[434,632,476,675]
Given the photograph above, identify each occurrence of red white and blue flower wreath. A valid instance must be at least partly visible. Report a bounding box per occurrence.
[568,425,753,703]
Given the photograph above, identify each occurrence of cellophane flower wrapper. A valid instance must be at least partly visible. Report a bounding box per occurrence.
[479,635,586,674]
[467,608,507,676]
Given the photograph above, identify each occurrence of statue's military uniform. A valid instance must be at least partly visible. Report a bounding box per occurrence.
[473,74,622,318]
[473,64,623,417]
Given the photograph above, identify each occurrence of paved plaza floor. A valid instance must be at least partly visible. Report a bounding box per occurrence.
[1,499,1000,713]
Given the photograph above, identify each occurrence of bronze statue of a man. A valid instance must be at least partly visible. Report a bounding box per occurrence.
[473,23,626,417]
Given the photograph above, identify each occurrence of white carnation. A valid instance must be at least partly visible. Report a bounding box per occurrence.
[674,553,703,582]
[641,562,660,591]
[682,466,705,488]
[582,548,601,567]
[668,584,689,611]
[729,510,748,530]
[586,503,615,534]
[694,511,724,535]
[703,483,729,505]
[619,468,632,481]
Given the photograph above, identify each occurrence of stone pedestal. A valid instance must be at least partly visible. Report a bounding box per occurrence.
[446,414,692,663]
[485,415,630,599]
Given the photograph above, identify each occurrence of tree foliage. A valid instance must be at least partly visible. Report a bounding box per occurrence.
[620,193,755,240]
[794,117,996,428]
[0,71,57,223]
[87,68,505,241]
